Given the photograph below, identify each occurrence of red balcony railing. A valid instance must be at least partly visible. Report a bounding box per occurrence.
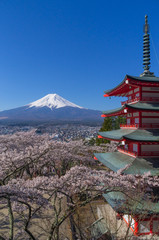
[121,97,139,106]
[118,148,159,157]
[142,123,159,129]
[120,124,139,128]
[141,151,159,156]
[118,147,137,157]
[142,97,159,102]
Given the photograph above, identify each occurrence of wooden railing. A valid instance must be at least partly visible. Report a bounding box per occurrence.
[120,123,159,129]
[142,97,159,102]
[118,147,137,157]
[142,123,159,128]
[118,147,159,157]
[121,97,139,105]
[141,151,159,156]
[120,124,139,128]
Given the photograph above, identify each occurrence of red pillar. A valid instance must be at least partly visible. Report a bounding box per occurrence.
[134,218,139,235]
[139,86,142,101]
[139,111,142,128]
[138,143,141,156]
[150,217,153,234]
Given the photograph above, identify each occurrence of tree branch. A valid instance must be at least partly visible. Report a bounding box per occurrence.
[7,198,14,240]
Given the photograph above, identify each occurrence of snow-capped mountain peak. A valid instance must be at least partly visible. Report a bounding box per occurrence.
[28,94,84,110]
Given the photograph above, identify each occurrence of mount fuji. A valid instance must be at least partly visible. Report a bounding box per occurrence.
[0,94,102,123]
[28,94,84,110]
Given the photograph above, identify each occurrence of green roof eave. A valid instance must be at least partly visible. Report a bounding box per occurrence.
[126,102,159,111]
[98,129,159,142]
[90,218,108,239]
[102,106,124,115]
[98,129,135,141]
[103,191,159,215]
[125,129,159,142]
[94,152,159,176]
[104,79,125,95]
[127,74,159,82]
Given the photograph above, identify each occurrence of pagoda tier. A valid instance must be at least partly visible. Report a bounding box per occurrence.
[102,102,159,116]
[103,191,159,236]
[103,191,159,215]
[98,129,159,142]
[94,152,159,175]
[104,74,159,100]
[98,129,159,157]
[102,102,159,129]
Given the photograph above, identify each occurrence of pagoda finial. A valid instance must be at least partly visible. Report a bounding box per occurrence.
[140,15,154,77]
[144,15,149,34]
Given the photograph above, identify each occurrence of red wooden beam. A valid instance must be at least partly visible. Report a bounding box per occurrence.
[101,111,125,118]
[98,135,103,139]
[134,220,139,235]
[104,82,131,97]
[98,135,121,142]
[104,94,109,97]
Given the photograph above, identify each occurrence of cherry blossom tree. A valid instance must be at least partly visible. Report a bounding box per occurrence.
[0,131,109,239]
[0,131,157,240]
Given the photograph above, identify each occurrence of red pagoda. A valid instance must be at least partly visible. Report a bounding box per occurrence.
[94,15,159,236]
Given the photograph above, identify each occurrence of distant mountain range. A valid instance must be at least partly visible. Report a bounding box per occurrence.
[0,94,102,123]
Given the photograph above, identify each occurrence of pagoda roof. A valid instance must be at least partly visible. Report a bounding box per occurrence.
[98,129,159,142]
[126,102,159,111]
[102,102,159,117]
[102,106,125,116]
[94,152,159,176]
[127,74,159,82]
[104,74,159,97]
[103,191,159,215]
[99,129,134,141]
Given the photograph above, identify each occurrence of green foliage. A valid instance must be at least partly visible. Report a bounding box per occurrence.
[96,117,112,145]
[96,116,126,145]
[88,137,96,146]
[100,117,113,132]
[113,115,126,129]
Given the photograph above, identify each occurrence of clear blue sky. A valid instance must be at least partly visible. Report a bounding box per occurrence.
[1,0,159,111]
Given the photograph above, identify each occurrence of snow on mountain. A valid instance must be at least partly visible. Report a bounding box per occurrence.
[0,93,102,122]
[28,94,84,110]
